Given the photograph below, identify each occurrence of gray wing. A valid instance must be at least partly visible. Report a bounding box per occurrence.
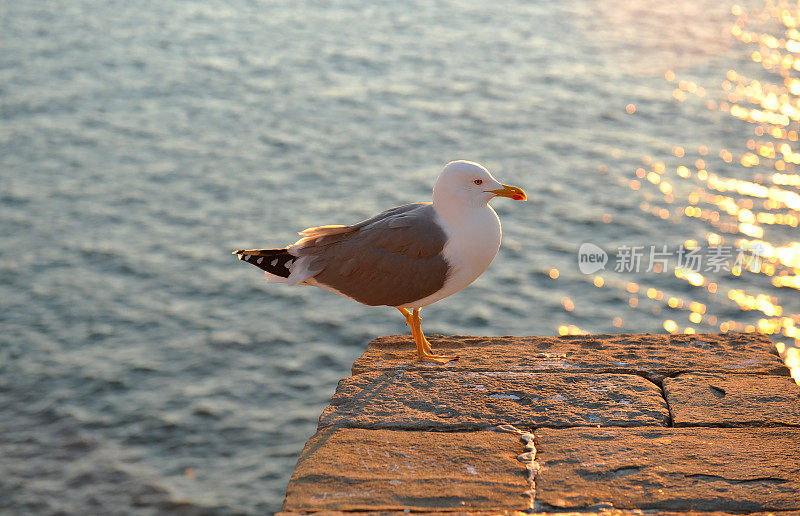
[294,203,450,307]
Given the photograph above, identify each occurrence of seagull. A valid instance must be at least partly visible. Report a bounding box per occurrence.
[234,160,526,364]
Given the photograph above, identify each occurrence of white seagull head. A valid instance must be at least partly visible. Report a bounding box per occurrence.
[432,160,527,208]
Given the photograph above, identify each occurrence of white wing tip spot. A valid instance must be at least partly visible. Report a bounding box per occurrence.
[256,257,263,264]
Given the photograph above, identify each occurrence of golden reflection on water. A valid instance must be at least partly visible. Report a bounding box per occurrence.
[557,1,800,382]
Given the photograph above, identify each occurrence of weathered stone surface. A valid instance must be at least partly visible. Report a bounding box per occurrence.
[276,512,800,516]
[664,373,800,427]
[282,428,529,512]
[276,511,531,515]
[352,333,787,382]
[318,370,668,430]
[282,333,798,513]
[535,427,800,512]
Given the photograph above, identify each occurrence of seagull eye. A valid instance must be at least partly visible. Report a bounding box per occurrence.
[474,179,483,185]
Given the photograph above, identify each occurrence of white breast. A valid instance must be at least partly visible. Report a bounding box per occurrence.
[403,205,502,308]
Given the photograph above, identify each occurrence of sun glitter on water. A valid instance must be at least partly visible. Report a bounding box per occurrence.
[552,0,800,383]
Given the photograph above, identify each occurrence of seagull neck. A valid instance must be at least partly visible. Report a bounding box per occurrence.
[432,198,487,227]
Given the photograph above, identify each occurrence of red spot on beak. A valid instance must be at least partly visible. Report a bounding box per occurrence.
[512,193,525,201]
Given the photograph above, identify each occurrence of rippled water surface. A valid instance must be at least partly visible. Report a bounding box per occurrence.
[2,0,798,513]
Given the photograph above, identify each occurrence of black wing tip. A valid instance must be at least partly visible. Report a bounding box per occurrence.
[235,249,293,278]
[232,248,288,256]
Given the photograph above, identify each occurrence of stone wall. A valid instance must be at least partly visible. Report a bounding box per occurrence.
[278,333,799,514]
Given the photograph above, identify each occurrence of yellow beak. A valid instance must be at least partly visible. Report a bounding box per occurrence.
[490,184,527,201]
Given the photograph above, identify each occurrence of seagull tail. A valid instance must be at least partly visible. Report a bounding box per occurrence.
[233,248,293,279]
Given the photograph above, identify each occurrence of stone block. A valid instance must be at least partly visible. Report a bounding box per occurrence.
[282,428,529,512]
[277,512,800,516]
[318,370,668,430]
[535,427,800,511]
[664,372,800,427]
[352,333,786,382]
[276,511,531,515]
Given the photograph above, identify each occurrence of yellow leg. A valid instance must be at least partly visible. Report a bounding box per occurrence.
[414,311,436,354]
[396,307,458,364]
[412,308,458,363]
[396,307,435,353]
[397,307,413,325]
[398,307,425,355]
